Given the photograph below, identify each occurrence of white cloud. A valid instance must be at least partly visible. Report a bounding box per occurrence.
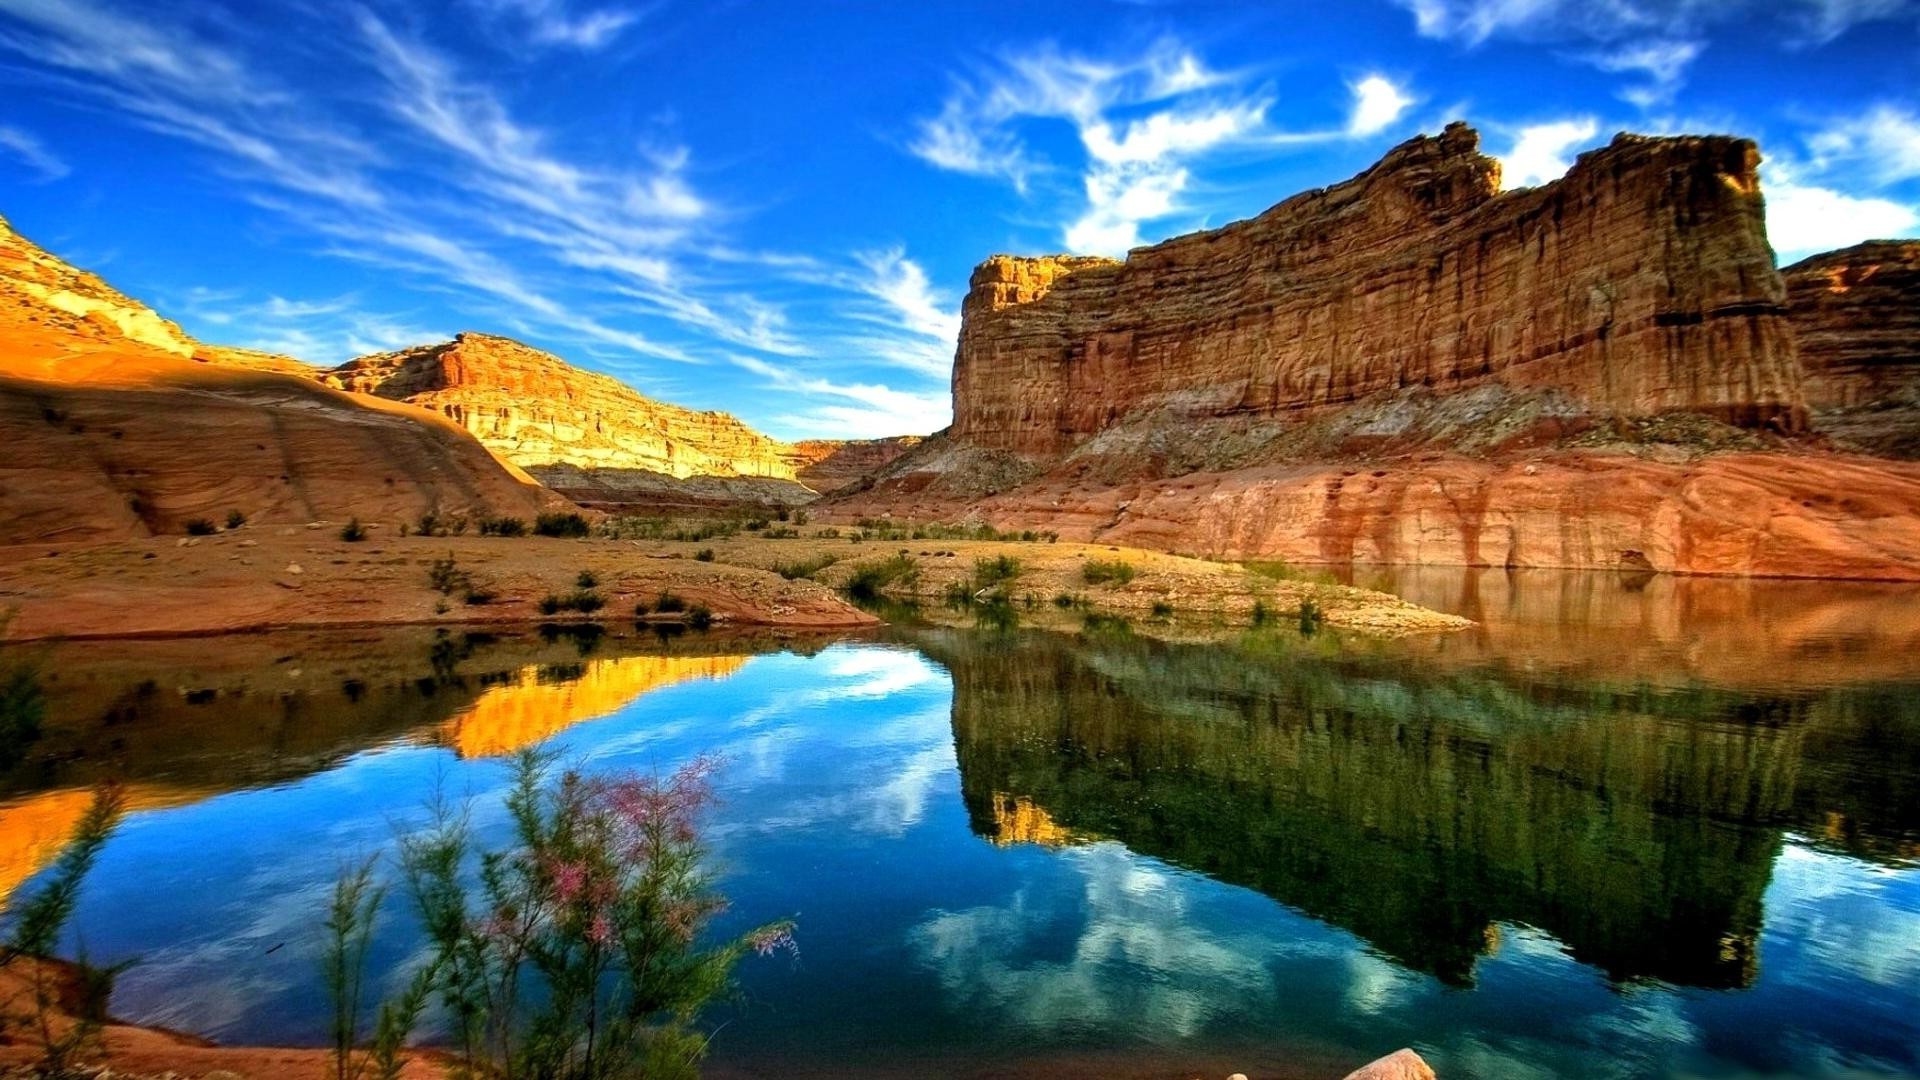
[1393,0,1913,46]
[174,287,441,365]
[730,354,949,439]
[909,39,1404,258]
[1761,163,1919,260]
[468,0,643,50]
[0,123,67,180]
[1499,117,1601,188]
[847,247,962,377]
[1348,75,1415,136]
[1806,105,1920,186]
[1586,39,1703,107]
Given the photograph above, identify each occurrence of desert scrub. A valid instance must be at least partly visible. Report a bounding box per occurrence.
[773,553,839,580]
[1081,558,1135,586]
[184,517,217,536]
[340,518,368,542]
[653,591,688,614]
[694,548,715,562]
[415,511,469,537]
[0,657,44,770]
[477,515,527,537]
[225,509,246,530]
[1298,598,1324,636]
[687,603,713,630]
[1151,601,1175,619]
[576,569,600,589]
[539,590,605,616]
[332,752,792,1080]
[971,554,1022,588]
[844,554,919,600]
[427,553,469,594]
[534,511,591,538]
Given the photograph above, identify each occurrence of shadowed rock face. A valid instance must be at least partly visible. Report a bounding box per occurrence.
[0,215,558,545]
[788,436,924,494]
[1785,240,1920,458]
[950,124,1804,457]
[916,622,1920,989]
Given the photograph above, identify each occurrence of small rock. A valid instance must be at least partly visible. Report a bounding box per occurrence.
[1341,1049,1436,1080]
[239,538,258,547]
[285,562,304,574]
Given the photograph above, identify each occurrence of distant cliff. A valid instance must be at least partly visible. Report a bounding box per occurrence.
[788,436,923,493]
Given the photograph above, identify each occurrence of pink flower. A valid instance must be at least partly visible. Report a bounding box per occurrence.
[549,859,587,903]
[746,926,795,958]
[588,914,613,946]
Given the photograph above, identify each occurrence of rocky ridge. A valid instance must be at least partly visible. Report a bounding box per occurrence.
[0,214,559,546]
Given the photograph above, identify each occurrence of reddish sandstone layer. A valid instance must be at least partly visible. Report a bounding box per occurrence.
[789,435,924,493]
[0,217,560,546]
[1784,240,1920,457]
[325,333,801,486]
[951,124,1804,457]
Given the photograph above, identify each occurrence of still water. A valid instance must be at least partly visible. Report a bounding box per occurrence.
[2,569,1918,1079]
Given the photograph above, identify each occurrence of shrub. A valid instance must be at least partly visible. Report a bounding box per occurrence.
[225,509,246,530]
[1151,600,1175,619]
[1298,598,1324,636]
[576,570,599,589]
[792,509,810,526]
[416,511,469,537]
[0,659,45,771]
[1251,601,1271,628]
[565,590,605,614]
[774,507,791,522]
[427,554,469,595]
[972,554,1021,588]
[633,600,652,618]
[534,511,591,538]
[654,591,687,614]
[477,516,527,537]
[1052,592,1080,609]
[694,548,715,562]
[844,554,919,600]
[744,517,768,532]
[461,586,496,606]
[687,604,713,630]
[539,594,563,616]
[1081,559,1135,586]
[184,518,217,536]
[772,553,838,580]
[340,518,367,542]
[340,753,793,1080]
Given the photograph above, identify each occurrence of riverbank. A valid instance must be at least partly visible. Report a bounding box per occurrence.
[0,525,1469,642]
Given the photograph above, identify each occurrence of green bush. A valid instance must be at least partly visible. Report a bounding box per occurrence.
[1298,598,1324,636]
[339,518,367,542]
[225,509,246,530]
[694,548,715,562]
[477,516,527,537]
[1151,601,1174,619]
[1251,601,1271,628]
[773,553,838,580]
[427,554,468,595]
[184,518,216,536]
[687,604,713,630]
[576,570,599,589]
[654,591,687,614]
[972,554,1022,587]
[844,554,919,600]
[1081,559,1135,586]
[533,511,591,538]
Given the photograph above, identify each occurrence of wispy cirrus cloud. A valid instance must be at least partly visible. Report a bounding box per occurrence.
[0,122,67,180]
[907,39,1415,257]
[174,287,442,364]
[729,353,950,440]
[467,0,646,50]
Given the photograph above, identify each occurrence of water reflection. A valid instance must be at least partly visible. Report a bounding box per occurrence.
[0,571,1916,1078]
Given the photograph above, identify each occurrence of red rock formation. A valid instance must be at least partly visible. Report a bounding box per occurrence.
[0,214,559,546]
[1784,240,1920,457]
[788,435,924,493]
[838,125,1920,580]
[325,334,802,492]
[952,124,1805,457]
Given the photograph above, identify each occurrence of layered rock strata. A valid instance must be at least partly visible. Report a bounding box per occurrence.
[325,334,801,490]
[1784,240,1920,458]
[952,123,1805,456]
[788,435,923,493]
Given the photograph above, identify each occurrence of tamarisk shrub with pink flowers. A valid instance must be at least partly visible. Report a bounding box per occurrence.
[331,749,794,1080]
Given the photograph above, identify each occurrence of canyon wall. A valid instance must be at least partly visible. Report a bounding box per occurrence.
[788,435,924,493]
[951,123,1805,456]
[325,333,800,488]
[0,215,558,545]
[1784,240,1920,458]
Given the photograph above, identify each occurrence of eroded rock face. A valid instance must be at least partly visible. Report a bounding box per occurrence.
[1785,240,1920,458]
[951,123,1804,457]
[0,215,558,545]
[325,334,805,492]
[788,436,924,493]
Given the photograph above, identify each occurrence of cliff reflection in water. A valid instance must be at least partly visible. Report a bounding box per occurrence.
[918,623,1920,990]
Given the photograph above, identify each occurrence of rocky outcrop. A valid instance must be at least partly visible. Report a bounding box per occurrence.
[1785,240,1920,458]
[0,214,559,546]
[788,435,923,493]
[839,124,1920,580]
[325,334,803,496]
[952,123,1804,456]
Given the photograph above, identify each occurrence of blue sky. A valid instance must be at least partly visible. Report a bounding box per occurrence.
[2,0,1918,440]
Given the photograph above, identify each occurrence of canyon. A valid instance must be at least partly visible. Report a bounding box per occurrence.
[835,125,1920,581]
[1785,239,1920,459]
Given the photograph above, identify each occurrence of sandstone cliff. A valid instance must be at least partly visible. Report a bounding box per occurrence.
[324,334,814,505]
[1785,240,1920,458]
[0,215,558,546]
[837,125,1920,580]
[788,435,923,493]
[952,123,1804,456]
